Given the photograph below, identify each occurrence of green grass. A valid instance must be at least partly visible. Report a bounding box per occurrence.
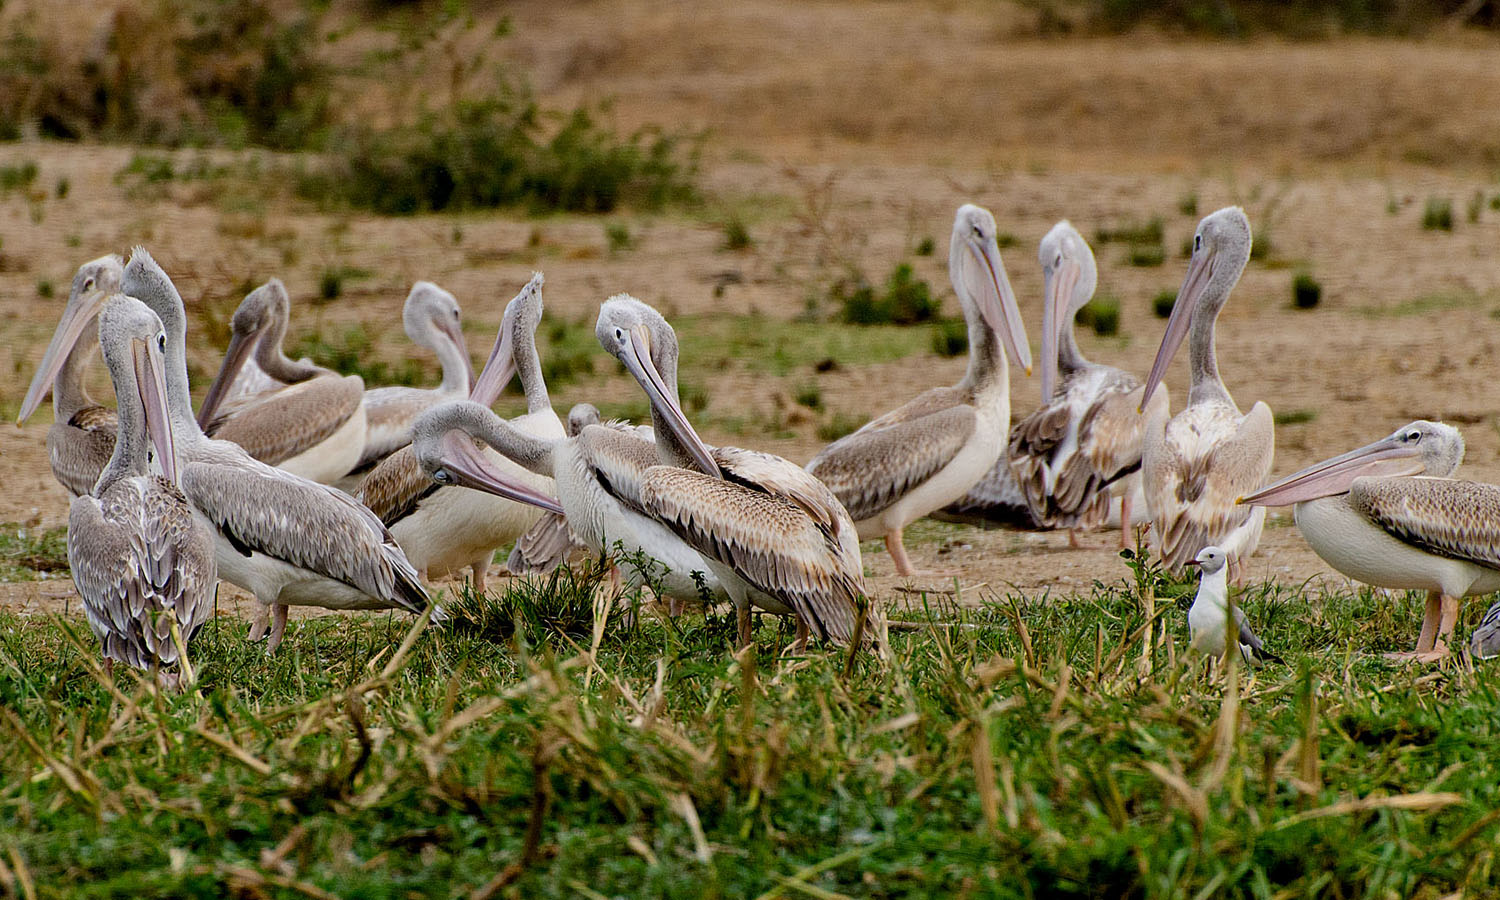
[0,523,69,582]
[1356,291,1488,319]
[5,547,1500,897]
[676,313,935,377]
[1274,408,1319,426]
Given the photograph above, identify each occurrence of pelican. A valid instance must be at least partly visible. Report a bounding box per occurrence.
[121,249,433,653]
[1241,420,1490,662]
[1139,207,1273,581]
[195,279,366,484]
[338,282,475,490]
[1005,222,1167,547]
[807,204,1031,576]
[68,294,215,686]
[1186,546,1277,665]
[506,402,600,576]
[18,255,125,498]
[357,274,562,593]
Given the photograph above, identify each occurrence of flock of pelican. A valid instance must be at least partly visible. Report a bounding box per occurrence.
[19,202,1500,684]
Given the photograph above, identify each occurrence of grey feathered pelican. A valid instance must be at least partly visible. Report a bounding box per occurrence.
[195,279,367,484]
[506,402,601,576]
[68,294,215,686]
[806,204,1031,576]
[18,255,126,498]
[121,249,433,653]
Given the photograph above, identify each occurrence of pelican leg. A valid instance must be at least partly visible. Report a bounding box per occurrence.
[736,596,753,651]
[265,604,290,655]
[247,603,271,642]
[1067,528,1081,549]
[1389,591,1457,663]
[786,617,810,656]
[1118,493,1133,550]
[470,557,489,596]
[885,530,917,577]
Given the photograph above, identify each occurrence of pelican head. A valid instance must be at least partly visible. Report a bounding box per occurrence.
[949,204,1031,376]
[194,279,291,427]
[1186,544,1228,576]
[470,273,544,407]
[596,294,720,477]
[1140,207,1252,410]
[405,281,474,393]
[122,248,199,435]
[18,254,125,423]
[97,294,177,485]
[1240,420,1463,508]
[1037,221,1098,398]
[567,402,600,437]
[411,400,564,514]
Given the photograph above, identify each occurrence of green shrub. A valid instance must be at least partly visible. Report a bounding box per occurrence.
[793,382,823,411]
[1422,197,1453,231]
[914,236,935,256]
[1075,295,1120,336]
[1292,271,1322,309]
[1126,243,1165,267]
[318,269,343,301]
[605,222,634,254]
[1096,217,1163,246]
[289,325,425,386]
[36,279,53,299]
[838,263,939,326]
[0,160,38,192]
[721,215,752,251]
[1153,290,1177,318]
[1178,194,1198,216]
[817,412,867,442]
[930,318,968,357]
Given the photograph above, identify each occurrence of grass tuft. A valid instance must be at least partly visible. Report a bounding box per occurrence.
[1422,196,1454,231]
[1075,294,1121,336]
[1292,270,1322,308]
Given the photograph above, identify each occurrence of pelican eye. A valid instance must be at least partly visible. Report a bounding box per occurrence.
[433,468,454,485]
[157,333,167,352]
[83,277,95,292]
[1194,234,1203,252]
[615,327,624,341]
[1406,430,1422,443]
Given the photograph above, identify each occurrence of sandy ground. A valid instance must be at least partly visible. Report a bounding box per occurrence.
[3,2,1500,626]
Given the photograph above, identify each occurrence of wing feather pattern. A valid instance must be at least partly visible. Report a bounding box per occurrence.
[1353,476,1500,570]
[48,407,117,497]
[806,404,976,523]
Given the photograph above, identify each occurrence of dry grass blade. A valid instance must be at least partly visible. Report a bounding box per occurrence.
[1270,792,1466,830]
[669,792,712,863]
[4,847,35,900]
[1143,761,1209,829]
[191,726,273,776]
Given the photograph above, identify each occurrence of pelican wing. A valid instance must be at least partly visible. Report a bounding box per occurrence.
[354,386,449,473]
[933,454,1040,529]
[182,454,428,614]
[1353,476,1500,570]
[579,422,662,509]
[638,465,865,644]
[67,477,215,669]
[1145,401,1274,570]
[806,404,976,523]
[207,373,364,467]
[506,512,583,575]
[48,407,117,497]
[355,445,438,527]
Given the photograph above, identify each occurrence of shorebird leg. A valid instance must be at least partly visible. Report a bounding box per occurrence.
[265,603,290,655]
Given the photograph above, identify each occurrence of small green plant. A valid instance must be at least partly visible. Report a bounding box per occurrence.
[1153,290,1177,318]
[1292,270,1322,309]
[0,160,38,192]
[605,221,635,255]
[318,269,343,301]
[1275,408,1319,426]
[1422,196,1454,231]
[838,263,938,326]
[720,215,752,251]
[1126,243,1165,267]
[36,279,53,298]
[793,382,823,411]
[914,235,935,256]
[1178,194,1198,216]
[1095,217,1163,246]
[116,154,176,184]
[289,325,424,386]
[1075,295,1120,336]
[1491,194,1500,211]
[930,318,968,357]
[54,177,69,199]
[996,232,1018,249]
[817,412,867,442]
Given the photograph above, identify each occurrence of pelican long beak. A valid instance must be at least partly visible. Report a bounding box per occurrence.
[440,316,476,393]
[1140,248,1216,412]
[1239,433,1426,507]
[195,328,259,428]
[468,322,517,407]
[434,429,565,514]
[1039,258,1080,399]
[18,290,112,423]
[134,336,178,485]
[962,235,1032,375]
[621,323,720,477]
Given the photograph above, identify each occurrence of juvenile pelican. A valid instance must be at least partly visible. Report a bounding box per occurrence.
[1186,545,1277,665]
[1241,421,1489,662]
[807,204,1031,576]
[1140,207,1273,581]
[357,274,562,592]
[339,282,475,489]
[122,249,433,653]
[1006,222,1167,546]
[68,295,215,686]
[196,279,367,484]
[506,403,600,576]
[18,255,125,497]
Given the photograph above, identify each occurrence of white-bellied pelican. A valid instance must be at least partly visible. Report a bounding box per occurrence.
[807,204,1031,576]
[506,402,599,576]
[1241,420,1490,662]
[1140,207,1273,582]
[357,274,562,592]
[196,279,366,484]
[67,294,215,687]
[122,249,434,653]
